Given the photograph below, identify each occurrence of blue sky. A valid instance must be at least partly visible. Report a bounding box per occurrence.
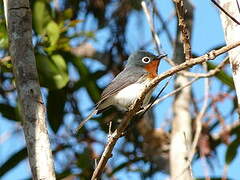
[1,0,240,179]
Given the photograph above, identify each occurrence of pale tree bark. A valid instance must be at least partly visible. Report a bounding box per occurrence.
[3,0,56,179]
[219,0,240,115]
[170,0,194,179]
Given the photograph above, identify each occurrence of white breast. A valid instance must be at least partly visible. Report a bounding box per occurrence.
[112,82,152,111]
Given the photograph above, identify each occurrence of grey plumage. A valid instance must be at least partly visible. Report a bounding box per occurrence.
[96,66,148,111]
[75,50,165,133]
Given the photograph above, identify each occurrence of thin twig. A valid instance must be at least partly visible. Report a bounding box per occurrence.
[164,56,229,78]
[222,164,229,180]
[137,77,198,115]
[173,63,210,180]
[141,76,173,116]
[173,0,192,60]
[189,62,209,163]
[152,2,174,46]
[91,42,240,179]
[139,57,229,112]
[141,1,162,54]
[200,154,211,180]
[182,57,229,78]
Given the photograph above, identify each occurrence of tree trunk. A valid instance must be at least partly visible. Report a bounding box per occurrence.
[219,0,240,115]
[4,0,56,179]
[170,0,194,179]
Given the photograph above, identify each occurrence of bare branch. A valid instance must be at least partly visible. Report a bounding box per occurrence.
[164,56,229,78]
[189,63,209,167]
[138,77,198,114]
[91,41,240,179]
[148,41,240,91]
[141,1,162,53]
[182,57,229,78]
[173,0,192,60]
[139,57,229,112]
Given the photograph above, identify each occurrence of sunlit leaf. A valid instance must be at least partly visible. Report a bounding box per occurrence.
[0,24,8,48]
[46,21,60,46]
[63,8,73,20]
[36,54,69,90]
[33,0,51,34]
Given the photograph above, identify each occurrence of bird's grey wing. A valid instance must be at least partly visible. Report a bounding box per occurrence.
[96,67,147,110]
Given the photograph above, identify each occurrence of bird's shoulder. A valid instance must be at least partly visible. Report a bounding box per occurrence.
[97,66,148,104]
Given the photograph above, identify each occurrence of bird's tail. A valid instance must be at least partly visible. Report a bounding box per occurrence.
[75,109,98,134]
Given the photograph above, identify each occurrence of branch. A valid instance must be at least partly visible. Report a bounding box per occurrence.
[91,41,240,179]
[141,1,162,53]
[4,0,56,179]
[181,57,229,78]
[188,63,209,170]
[152,4,174,46]
[173,0,192,60]
[137,77,198,115]
[138,56,229,113]
[148,42,240,92]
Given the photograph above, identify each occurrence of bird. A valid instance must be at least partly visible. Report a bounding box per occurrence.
[76,50,167,132]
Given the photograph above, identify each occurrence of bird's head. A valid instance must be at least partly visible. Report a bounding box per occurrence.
[126,50,167,78]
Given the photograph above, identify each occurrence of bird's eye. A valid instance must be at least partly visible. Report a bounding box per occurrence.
[142,57,151,64]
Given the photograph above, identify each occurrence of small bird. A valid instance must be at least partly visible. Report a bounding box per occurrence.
[76,50,166,131]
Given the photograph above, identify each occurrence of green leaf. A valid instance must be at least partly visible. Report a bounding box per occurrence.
[207,62,234,89]
[47,88,67,133]
[36,54,69,90]
[0,147,27,177]
[225,137,240,164]
[33,0,51,34]
[63,8,73,20]
[46,21,60,46]
[71,57,100,102]
[0,24,8,48]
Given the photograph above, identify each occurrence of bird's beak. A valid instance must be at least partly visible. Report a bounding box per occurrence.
[153,54,167,61]
[157,54,167,60]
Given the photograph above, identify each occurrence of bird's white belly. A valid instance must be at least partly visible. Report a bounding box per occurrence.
[112,83,151,111]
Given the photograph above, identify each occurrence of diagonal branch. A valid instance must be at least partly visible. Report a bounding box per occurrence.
[90,41,240,179]
[141,1,162,53]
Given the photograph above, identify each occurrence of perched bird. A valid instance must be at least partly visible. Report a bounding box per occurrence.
[76,50,166,131]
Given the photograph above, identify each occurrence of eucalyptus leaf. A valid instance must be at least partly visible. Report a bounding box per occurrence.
[33,0,51,34]
[36,54,69,90]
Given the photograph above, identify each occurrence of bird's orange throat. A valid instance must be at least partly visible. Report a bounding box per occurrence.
[144,60,160,78]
